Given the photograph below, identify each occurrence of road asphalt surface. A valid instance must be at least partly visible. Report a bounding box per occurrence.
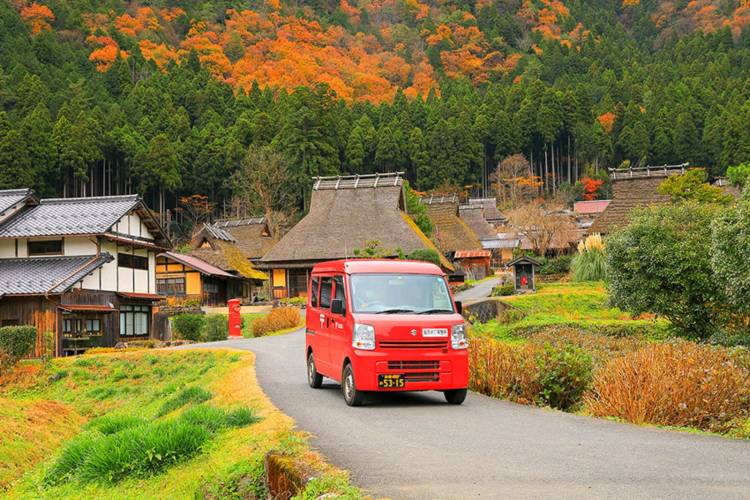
[190,330,750,499]
[454,277,501,303]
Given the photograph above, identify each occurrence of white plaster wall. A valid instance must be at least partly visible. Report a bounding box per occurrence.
[0,240,15,258]
[118,267,134,292]
[100,241,118,292]
[148,251,156,292]
[16,238,27,257]
[63,237,97,256]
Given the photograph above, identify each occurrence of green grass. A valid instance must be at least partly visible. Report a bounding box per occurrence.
[472,282,669,340]
[0,350,360,498]
[241,313,266,338]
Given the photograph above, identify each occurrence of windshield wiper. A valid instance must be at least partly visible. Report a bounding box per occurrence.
[416,309,454,314]
[375,308,416,314]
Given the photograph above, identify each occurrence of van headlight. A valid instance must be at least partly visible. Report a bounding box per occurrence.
[352,323,375,350]
[451,323,468,349]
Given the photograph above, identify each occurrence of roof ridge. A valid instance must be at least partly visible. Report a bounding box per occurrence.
[40,194,140,204]
[0,188,33,196]
[0,253,108,263]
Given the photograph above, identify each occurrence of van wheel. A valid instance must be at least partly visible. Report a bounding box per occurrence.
[342,364,365,407]
[307,352,323,388]
[444,389,467,405]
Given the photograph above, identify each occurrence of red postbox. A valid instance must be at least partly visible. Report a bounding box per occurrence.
[228,298,242,337]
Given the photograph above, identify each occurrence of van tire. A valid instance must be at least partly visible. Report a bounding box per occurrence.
[443,389,467,405]
[307,352,323,388]
[342,364,365,407]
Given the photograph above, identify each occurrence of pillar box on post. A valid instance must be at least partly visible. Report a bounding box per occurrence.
[228,298,242,337]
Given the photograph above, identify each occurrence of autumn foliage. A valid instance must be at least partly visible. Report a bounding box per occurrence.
[20,2,54,34]
[252,307,302,336]
[580,177,604,200]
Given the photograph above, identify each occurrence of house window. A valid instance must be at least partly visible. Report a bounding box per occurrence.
[28,239,63,256]
[157,277,185,296]
[120,305,150,336]
[86,319,101,333]
[118,253,149,270]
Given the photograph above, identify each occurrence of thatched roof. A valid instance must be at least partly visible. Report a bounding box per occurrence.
[192,217,275,262]
[260,173,453,270]
[190,240,267,281]
[458,206,498,241]
[467,198,506,225]
[422,198,482,253]
[589,166,679,234]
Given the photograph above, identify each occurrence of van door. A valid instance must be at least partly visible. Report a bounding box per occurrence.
[306,275,322,366]
[328,274,349,378]
[316,275,334,374]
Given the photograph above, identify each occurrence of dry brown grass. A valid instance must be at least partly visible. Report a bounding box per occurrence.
[585,342,750,432]
[252,307,302,336]
[469,337,540,404]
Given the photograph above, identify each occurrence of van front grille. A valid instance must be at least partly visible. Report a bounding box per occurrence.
[404,372,440,383]
[388,360,440,370]
[379,340,448,350]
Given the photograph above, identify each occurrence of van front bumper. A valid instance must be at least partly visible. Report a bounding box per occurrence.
[351,348,469,392]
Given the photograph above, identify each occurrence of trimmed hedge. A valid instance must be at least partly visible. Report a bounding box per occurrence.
[204,315,229,342]
[172,314,205,341]
[0,325,37,358]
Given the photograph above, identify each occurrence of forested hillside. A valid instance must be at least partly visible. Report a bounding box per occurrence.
[1,0,749,233]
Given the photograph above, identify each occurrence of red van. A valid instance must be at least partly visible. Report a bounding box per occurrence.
[305,259,469,406]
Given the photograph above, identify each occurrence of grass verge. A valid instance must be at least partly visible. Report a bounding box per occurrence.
[0,349,359,498]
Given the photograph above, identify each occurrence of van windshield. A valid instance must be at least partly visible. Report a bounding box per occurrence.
[350,274,454,314]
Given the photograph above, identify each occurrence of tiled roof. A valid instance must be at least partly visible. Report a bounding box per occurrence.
[160,251,236,278]
[0,189,34,215]
[0,195,140,238]
[0,253,113,296]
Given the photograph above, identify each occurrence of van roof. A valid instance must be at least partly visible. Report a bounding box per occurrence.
[312,259,444,275]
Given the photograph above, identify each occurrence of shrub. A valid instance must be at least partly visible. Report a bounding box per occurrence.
[606,203,724,339]
[0,325,37,359]
[535,343,593,410]
[571,234,607,282]
[252,307,301,337]
[280,296,306,307]
[203,314,229,342]
[540,254,572,275]
[157,386,212,417]
[172,314,205,341]
[711,198,750,329]
[491,283,514,296]
[406,248,441,266]
[585,342,750,432]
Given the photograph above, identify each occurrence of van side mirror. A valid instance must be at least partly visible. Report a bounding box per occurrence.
[454,301,463,314]
[331,299,345,316]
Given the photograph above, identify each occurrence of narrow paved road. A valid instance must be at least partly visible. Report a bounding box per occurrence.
[191,331,750,499]
[455,277,501,303]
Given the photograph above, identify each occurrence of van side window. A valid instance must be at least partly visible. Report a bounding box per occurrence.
[333,276,346,315]
[310,277,319,307]
[319,277,332,309]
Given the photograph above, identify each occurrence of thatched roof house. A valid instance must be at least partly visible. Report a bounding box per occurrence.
[466,198,506,226]
[189,217,270,284]
[260,172,451,299]
[588,164,685,235]
[420,195,482,254]
[191,217,275,263]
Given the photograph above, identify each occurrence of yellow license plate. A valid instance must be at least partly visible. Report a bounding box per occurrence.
[378,374,405,388]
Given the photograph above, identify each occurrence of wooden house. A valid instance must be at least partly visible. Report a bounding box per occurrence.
[156,252,255,306]
[259,172,453,299]
[589,164,686,235]
[0,190,170,356]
